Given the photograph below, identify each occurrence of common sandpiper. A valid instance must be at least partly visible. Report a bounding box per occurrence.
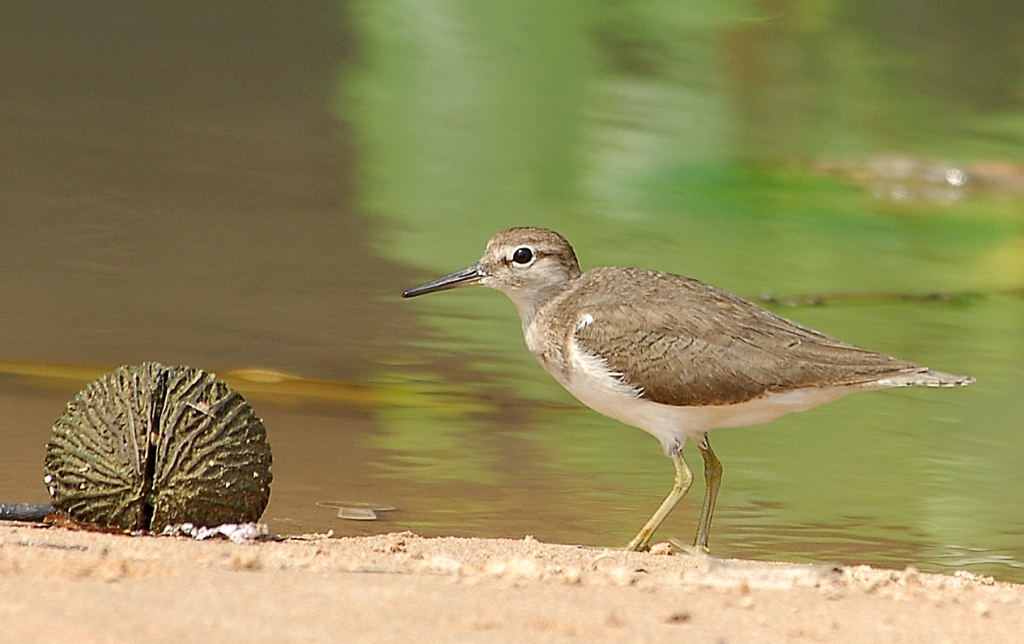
[402,227,974,552]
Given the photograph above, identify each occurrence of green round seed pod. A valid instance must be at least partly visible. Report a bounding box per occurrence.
[43,362,272,531]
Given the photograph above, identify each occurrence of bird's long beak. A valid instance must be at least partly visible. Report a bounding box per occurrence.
[402,264,484,298]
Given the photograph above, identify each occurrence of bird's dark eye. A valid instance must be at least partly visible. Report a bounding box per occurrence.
[511,247,534,265]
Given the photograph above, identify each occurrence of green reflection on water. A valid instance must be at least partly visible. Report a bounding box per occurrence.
[339,2,1024,580]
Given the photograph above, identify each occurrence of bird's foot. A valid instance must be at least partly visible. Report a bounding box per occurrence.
[667,537,711,556]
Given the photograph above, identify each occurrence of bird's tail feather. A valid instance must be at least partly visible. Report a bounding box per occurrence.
[876,368,975,388]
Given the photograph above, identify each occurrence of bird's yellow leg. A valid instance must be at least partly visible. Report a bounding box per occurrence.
[625,450,693,551]
[693,434,723,552]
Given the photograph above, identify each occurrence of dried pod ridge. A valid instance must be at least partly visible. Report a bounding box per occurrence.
[44,362,272,531]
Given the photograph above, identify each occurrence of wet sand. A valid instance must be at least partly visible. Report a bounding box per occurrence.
[1,523,1020,642]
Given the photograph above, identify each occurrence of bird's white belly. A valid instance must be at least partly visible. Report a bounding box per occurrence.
[544,335,867,455]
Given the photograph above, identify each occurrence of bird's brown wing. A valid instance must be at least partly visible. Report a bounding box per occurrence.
[569,268,921,407]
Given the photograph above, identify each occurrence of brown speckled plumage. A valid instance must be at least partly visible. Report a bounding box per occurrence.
[535,266,958,407]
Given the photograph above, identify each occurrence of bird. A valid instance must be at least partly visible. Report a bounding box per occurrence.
[401,227,974,552]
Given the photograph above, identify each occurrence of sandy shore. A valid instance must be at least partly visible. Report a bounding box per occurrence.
[1,523,1020,643]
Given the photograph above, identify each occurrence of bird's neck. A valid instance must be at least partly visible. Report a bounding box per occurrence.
[503,279,574,334]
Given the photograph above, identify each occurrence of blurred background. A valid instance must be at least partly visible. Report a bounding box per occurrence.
[1,2,1022,580]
